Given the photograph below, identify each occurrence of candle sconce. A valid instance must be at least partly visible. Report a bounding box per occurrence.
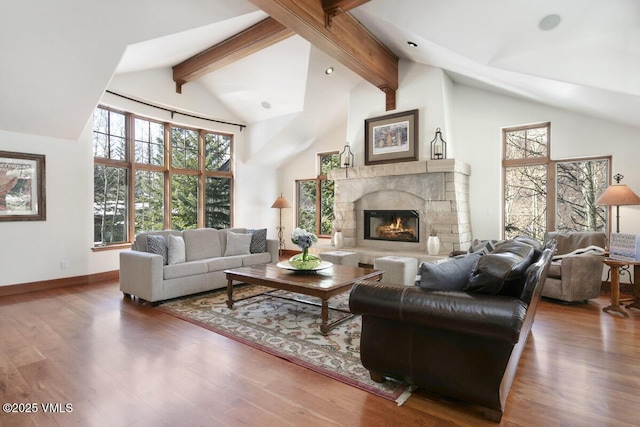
[430,128,447,160]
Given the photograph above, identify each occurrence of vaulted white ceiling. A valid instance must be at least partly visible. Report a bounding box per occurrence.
[1,0,639,141]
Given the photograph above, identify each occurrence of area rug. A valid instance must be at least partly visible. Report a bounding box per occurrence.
[157,285,413,404]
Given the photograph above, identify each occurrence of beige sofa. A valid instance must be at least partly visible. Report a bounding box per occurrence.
[119,228,278,304]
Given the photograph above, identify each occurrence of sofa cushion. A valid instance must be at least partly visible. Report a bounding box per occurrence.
[548,261,562,279]
[163,261,208,280]
[416,253,482,291]
[183,228,222,261]
[224,232,252,256]
[247,228,268,253]
[242,252,272,266]
[464,240,535,296]
[167,234,186,265]
[147,235,168,265]
[206,256,243,272]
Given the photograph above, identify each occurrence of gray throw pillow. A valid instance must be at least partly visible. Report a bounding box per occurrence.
[168,234,186,265]
[146,235,168,265]
[464,240,535,296]
[416,253,482,291]
[247,228,267,253]
[224,232,252,256]
[468,239,503,255]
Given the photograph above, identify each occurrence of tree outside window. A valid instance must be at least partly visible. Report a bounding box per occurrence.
[93,106,234,246]
[503,122,609,241]
[296,152,339,236]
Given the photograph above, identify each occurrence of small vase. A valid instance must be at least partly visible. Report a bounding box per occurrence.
[334,231,344,249]
[289,249,322,270]
[427,236,440,255]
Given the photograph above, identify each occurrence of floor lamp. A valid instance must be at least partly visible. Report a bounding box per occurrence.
[271,193,291,257]
[595,174,640,233]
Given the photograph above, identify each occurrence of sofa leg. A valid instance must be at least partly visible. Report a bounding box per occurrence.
[369,371,384,383]
[122,292,132,298]
[480,407,503,423]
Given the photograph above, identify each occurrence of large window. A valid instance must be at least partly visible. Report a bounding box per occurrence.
[502,123,609,240]
[296,152,339,236]
[93,106,234,246]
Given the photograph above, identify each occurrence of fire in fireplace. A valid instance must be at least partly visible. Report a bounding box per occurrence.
[364,210,419,242]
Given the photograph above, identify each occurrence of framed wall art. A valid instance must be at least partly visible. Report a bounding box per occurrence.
[364,109,419,165]
[0,151,46,221]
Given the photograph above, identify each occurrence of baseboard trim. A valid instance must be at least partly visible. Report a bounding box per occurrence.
[0,270,120,298]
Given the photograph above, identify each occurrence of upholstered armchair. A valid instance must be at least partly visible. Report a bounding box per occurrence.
[542,231,607,303]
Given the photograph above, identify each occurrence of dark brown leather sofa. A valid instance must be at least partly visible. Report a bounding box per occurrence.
[349,238,556,422]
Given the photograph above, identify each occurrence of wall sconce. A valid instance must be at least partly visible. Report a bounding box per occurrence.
[430,128,447,160]
[339,142,354,177]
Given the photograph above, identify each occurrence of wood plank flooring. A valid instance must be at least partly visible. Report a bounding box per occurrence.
[0,280,639,426]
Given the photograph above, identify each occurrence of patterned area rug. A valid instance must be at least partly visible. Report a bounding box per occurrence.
[157,285,412,403]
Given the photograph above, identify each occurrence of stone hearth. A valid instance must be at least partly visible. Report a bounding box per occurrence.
[328,159,471,256]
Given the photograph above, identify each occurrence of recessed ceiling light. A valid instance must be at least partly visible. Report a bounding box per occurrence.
[261,101,271,109]
[325,67,334,75]
[407,41,418,47]
[538,14,561,31]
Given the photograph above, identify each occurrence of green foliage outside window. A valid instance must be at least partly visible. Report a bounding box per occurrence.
[205,177,231,229]
[94,165,127,244]
[93,106,234,244]
[134,170,164,233]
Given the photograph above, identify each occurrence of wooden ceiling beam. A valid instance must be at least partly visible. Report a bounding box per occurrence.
[322,0,370,29]
[249,0,398,110]
[173,17,295,93]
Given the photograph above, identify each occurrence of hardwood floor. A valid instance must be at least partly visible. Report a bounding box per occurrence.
[1,281,639,426]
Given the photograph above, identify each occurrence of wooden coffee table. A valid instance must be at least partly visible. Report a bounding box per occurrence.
[224,263,383,335]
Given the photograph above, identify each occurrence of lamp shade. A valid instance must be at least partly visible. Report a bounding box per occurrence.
[271,194,291,209]
[595,184,640,206]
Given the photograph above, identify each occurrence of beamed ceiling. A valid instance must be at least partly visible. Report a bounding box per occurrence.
[1,0,639,142]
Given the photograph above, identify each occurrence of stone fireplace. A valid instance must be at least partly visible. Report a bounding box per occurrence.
[328,159,471,256]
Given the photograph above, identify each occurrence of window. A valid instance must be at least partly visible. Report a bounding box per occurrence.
[502,123,609,240]
[93,106,234,246]
[296,152,339,236]
[93,108,128,245]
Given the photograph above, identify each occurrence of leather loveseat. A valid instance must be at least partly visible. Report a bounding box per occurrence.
[349,237,556,422]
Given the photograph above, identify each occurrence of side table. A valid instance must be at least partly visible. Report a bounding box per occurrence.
[602,258,640,317]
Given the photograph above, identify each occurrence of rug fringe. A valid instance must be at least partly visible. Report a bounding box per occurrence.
[395,385,417,406]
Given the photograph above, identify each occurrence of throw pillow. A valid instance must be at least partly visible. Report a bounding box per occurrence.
[224,232,252,256]
[247,228,267,253]
[416,253,482,291]
[464,240,535,296]
[146,235,168,265]
[468,239,504,255]
[167,234,186,265]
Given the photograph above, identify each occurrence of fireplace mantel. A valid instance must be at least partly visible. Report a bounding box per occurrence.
[328,159,470,181]
[328,159,471,255]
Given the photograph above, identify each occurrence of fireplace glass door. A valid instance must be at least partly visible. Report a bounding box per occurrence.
[364,210,419,242]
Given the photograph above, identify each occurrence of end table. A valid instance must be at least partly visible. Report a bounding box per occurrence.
[602,258,640,317]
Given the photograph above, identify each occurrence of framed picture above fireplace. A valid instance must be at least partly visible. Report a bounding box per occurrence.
[364,109,418,165]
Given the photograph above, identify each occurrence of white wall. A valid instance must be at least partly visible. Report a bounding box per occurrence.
[0,127,105,286]
[452,84,640,240]
[346,60,453,164]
